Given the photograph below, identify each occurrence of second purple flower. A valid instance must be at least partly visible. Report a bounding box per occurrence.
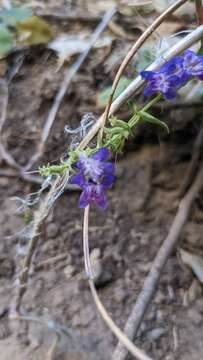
[69,147,115,209]
[140,50,203,100]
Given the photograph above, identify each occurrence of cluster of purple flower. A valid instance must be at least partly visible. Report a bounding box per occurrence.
[70,148,115,209]
[141,49,203,100]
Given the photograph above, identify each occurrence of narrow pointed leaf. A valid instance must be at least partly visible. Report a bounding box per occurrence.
[139,110,169,133]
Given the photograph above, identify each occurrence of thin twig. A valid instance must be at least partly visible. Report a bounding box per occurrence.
[78,24,203,150]
[0,168,78,189]
[0,54,28,171]
[195,0,203,25]
[83,205,94,279]
[38,10,102,24]
[35,253,68,271]
[100,0,189,135]
[24,6,116,171]
[46,334,59,360]
[0,80,21,169]
[112,165,203,360]
[89,280,153,360]
[6,52,25,85]
[83,207,153,360]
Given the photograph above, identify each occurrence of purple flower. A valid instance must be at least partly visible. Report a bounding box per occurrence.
[160,56,189,83]
[69,147,115,209]
[140,50,203,100]
[141,57,188,100]
[75,147,114,183]
[182,49,203,80]
[141,70,181,99]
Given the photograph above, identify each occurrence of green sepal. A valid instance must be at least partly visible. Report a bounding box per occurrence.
[110,117,131,132]
[139,110,169,133]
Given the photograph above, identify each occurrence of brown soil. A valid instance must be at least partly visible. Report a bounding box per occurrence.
[1,2,203,360]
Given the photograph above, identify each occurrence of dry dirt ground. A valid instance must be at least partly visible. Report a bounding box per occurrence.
[1,2,203,360]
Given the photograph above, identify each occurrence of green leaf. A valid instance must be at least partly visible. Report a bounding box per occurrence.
[97,77,132,108]
[0,7,32,26]
[110,117,131,131]
[0,25,13,56]
[139,111,169,133]
[16,16,52,45]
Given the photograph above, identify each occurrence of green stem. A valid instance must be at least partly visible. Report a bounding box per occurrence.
[128,94,162,129]
[128,114,140,128]
[142,94,162,112]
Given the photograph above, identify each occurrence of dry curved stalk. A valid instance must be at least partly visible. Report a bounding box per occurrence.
[112,165,203,360]
[195,0,203,25]
[0,80,20,169]
[83,206,153,360]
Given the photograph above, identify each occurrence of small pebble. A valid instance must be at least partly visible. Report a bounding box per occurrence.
[46,223,59,239]
[64,265,75,279]
[114,287,127,303]
[147,327,167,342]
[187,308,202,325]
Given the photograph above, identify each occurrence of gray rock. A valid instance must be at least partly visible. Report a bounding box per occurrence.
[90,249,114,287]
[64,265,75,279]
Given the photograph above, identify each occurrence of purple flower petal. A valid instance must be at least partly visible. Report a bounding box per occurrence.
[78,189,90,208]
[198,74,203,80]
[91,147,111,161]
[102,162,115,174]
[164,88,177,100]
[78,184,108,209]
[142,69,182,99]
[76,153,88,170]
[141,54,193,99]
[160,56,183,74]
[167,75,182,86]
[69,172,86,187]
[95,192,108,209]
[78,153,103,182]
[141,71,157,80]
[71,147,115,209]
[102,174,115,189]
[143,85,154,97]
[183,50,203,77]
